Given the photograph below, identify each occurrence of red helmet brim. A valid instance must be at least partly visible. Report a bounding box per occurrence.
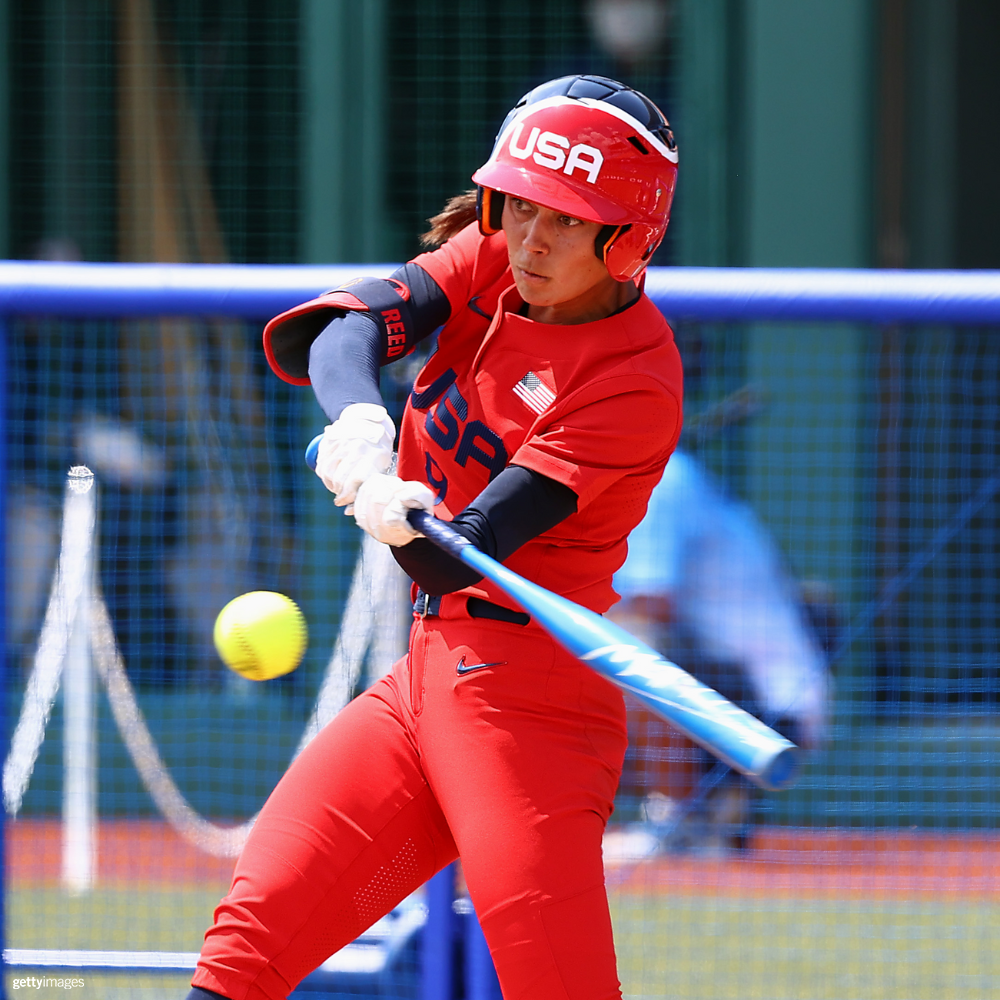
[472,161,634,227]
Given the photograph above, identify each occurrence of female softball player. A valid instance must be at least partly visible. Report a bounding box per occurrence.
[188,74,681,1000]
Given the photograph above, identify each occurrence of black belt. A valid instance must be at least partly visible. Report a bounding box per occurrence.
[414,589,530,627]
[413,591,441,617]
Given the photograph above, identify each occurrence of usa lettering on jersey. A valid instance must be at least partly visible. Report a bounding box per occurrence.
[411,369,510,503]
[513,372,556,415]
[507,123,604,183]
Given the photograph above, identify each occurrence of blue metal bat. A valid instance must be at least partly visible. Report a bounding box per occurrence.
[306,435,799,791]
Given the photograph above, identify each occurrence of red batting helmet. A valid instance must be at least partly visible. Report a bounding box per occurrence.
[472,75,678,282]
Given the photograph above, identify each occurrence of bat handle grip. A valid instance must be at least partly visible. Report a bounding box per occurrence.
[407,508,472,562]
[305,435,471,563]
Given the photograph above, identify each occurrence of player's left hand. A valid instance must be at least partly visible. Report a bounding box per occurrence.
[315,403,396,510]
[354,474,435,546]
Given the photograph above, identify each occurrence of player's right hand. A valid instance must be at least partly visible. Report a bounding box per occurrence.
[315,403,396,509]
[353,474,435,546]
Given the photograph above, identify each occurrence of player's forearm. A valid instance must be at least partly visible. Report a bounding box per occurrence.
[308,310,385,421]
[392,465,578,595]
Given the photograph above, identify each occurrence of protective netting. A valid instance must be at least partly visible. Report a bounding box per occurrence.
[606,320,1000,1000]
[4,314,419,997]
[7,308,1000,999]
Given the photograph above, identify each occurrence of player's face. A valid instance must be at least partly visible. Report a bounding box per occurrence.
[503,197,637,324]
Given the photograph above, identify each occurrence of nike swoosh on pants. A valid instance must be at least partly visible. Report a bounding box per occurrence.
[456,656,506,675]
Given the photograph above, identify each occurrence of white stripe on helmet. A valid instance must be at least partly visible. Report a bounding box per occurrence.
[489,95,678,166]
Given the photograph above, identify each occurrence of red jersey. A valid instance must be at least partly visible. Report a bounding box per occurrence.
[400,223,683,612]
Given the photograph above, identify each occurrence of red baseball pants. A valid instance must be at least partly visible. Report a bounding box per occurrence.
[192,614,628,1000]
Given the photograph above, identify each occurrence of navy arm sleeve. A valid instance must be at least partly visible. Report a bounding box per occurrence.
[391,465,578,595]
[308,262,450,422]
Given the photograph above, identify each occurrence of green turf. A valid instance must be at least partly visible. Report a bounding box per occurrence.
[7,886,226,951]
[7,886,1000,999]
[6,886,225,1000]
[611,892,1000,999]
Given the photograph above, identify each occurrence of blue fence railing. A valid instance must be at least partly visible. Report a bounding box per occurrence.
[0,261,998,322]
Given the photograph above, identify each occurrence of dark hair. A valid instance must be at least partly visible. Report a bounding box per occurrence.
[420,190,480,248]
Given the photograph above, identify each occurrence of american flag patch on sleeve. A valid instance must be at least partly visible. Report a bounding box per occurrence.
[513,371,556,415]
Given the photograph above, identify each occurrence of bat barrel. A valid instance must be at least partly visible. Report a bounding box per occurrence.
[615,670,801,791]
[757,745,799,791]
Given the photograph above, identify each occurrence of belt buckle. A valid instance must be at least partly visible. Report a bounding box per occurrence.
[414,591,430,618]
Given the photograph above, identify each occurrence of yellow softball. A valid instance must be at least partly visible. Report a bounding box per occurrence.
[213,591,308,681]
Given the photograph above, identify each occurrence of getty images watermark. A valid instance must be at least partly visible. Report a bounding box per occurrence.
[11,977,86,990]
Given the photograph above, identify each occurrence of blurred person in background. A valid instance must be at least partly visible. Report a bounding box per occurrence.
[609,447,832,854]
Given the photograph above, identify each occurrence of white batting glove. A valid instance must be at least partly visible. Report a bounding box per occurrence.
[354,474,435,547]
[316,403,396,509]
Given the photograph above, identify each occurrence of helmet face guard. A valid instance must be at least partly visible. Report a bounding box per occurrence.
[472,77,677,281]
